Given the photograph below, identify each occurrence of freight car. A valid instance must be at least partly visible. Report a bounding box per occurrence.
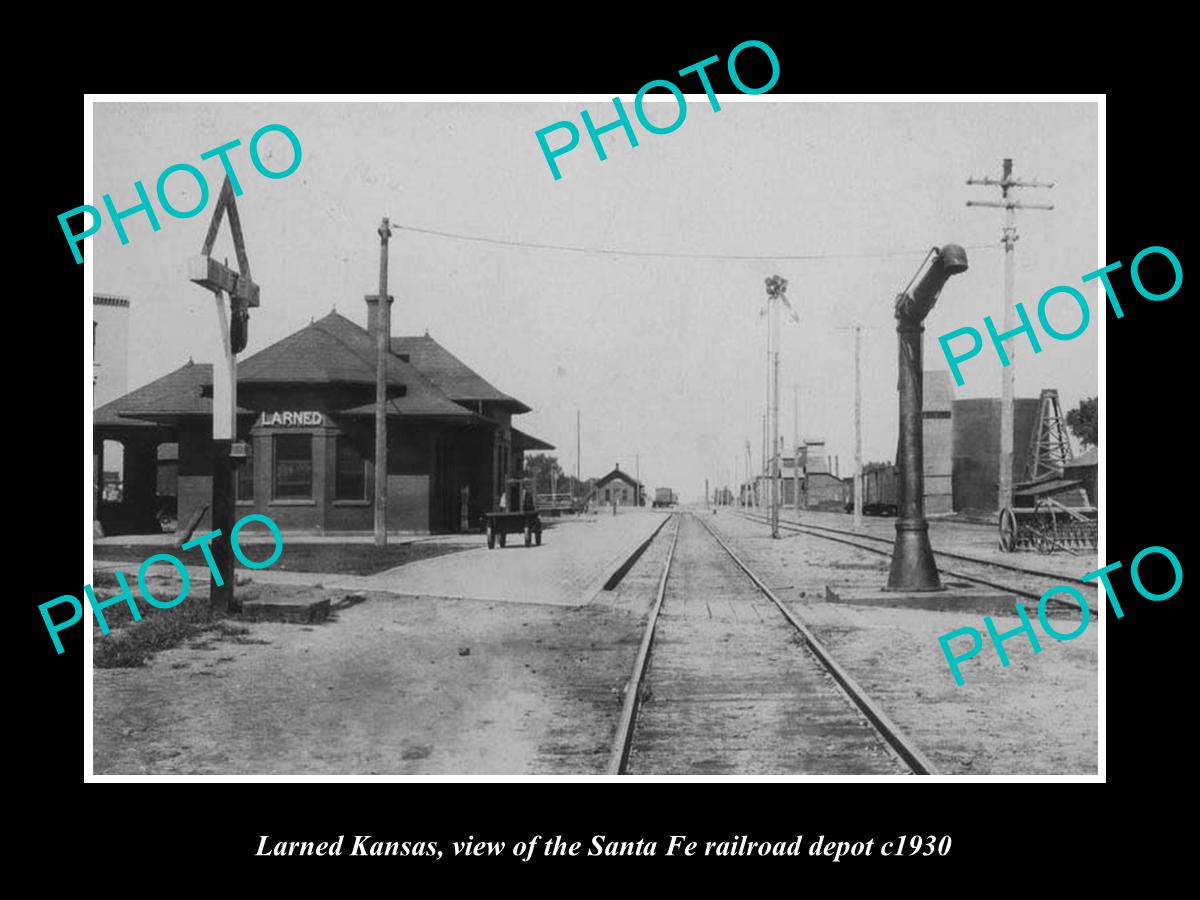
[653,488,678,508]
[844,463,898,516]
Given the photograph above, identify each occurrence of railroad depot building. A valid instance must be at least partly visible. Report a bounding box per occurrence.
[94,300,552,536]
[593,466,644,506]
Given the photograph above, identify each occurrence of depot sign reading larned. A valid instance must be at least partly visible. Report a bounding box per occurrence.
[257,411,323,427]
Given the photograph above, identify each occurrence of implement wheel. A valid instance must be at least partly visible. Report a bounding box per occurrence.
[999,507,1018,553]
[535,523,542,546]
[486,522,495,549]
[524,522,533,547]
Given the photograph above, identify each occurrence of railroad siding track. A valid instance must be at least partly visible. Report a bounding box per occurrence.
[735,511,1096,615]
[613,513,931,776]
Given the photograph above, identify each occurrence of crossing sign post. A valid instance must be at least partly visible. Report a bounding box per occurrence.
[188,175,260,613]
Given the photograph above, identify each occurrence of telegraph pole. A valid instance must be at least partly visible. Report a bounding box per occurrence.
[763,276,795,537]
[853,326,863,531]
[374,217,393,547]
[769,287,780,538]
[967,159,1053,513]
[760,414,767,483]
[634,452,641,507]
[744,440,752,509]
[838,325,873,531]
[788,383,803,513]
[575,409,581,505]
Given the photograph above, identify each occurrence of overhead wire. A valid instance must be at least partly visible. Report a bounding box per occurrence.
[395,223,999,262]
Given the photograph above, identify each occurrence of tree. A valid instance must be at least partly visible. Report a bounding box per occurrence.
[523,454,562,494]
[1066,397,1097,448]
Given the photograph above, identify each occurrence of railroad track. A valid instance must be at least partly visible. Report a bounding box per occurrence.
[735,510,1096,614]
[607,512,937,776]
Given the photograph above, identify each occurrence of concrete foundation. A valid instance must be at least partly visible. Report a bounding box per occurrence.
[240,595,331,624]
[825,583,1022,615]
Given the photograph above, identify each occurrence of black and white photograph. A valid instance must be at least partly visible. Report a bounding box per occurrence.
[84,96,1101,778]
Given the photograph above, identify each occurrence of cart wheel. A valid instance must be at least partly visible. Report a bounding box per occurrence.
[498,530,507,548]
[524,523,532,547]
[998,507,1017,552]
[487,524,495,549]
[535,525,542,546]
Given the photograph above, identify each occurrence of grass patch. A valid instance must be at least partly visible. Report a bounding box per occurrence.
[91,579,267,669]
[93,541,472,576]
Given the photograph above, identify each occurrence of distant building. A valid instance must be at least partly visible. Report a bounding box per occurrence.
[593,465,643,506]
[801,438,828,474]
[93,293,130,516]
[93,293,130,407]
[804,471,848,509]
[923,371,953,514]
[951,397,1040,512]
[1062,447,1097,507]
[747,443,847,510]
[777,454,803,506]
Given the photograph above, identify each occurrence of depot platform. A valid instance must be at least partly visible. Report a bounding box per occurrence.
[352,511,670,606]
[92,511,672,609]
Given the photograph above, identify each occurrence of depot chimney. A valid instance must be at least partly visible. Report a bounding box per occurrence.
[364,293,394,342]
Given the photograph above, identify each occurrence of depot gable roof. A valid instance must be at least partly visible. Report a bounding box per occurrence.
[93,311,536,427]
[225,312,471,418]
[236,312,405,388]
[595,467,642,489]
[391,334,531,413]
[94,360,249,423]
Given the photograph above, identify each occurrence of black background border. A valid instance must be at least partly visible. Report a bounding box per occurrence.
[20,28,1187,884]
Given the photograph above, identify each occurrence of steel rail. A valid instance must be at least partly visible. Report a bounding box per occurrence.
[738,511,1075,582]
[695,513,940,776]
[606,514,681,775]
[735,511,1096,614]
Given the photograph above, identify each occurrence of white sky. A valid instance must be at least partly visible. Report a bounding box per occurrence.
[93,100,1098,500]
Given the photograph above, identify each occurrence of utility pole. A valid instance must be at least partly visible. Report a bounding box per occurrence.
[769,279,781,538]
[744,440,752,509]
[634,452,641,507]
[576,409,581,500]
[763,276,795,537]
[967,158,1053,513]
[854,327,861,532]
[761,414,767,482]
[374,217,393,547]
[838,325,873,532]
[788,383,803,514]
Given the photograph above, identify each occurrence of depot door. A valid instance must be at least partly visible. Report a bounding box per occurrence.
[431,438,458,534]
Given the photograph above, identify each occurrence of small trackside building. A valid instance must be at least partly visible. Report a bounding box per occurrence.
[593,465,644,507]
[93,304,552,535]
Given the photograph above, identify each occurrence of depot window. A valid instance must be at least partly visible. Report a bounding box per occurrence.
[237,442,254,501]
[335,435,366,500]
[273,434,313,499]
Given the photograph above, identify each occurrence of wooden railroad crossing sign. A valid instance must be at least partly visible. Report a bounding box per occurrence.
[187,175,260,307]
[186,173,261,614]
